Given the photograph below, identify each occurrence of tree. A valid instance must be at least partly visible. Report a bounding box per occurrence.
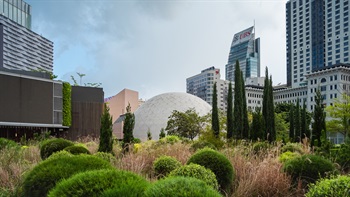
[226,82,234,139]
[294,98,301,142]
[312,89,326,147]
[123,103,135,152]
[250,107,264,140]
[301,99,310,140]
[98,103,113,154]
[289,104,295,142]
[159,128,166,139]
[147,129,152,140]
[212,82,220,137]
[241,71,249,139]
[233,61,243,139]
[326,93,350,139]
[275,112,289,142]
[262,68,276,142]
[166,108,205,140]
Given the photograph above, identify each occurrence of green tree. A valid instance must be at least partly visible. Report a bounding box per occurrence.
[262,68,276,142]
[147,129,152,140]
[241,71,249,139]
[166,108,205,140]
[159,128,166,139]
[312,89,326,147]
[212,82,220,138]
[295,99,301,142]
[98,103,113,154]
[301,99,310,140]
[226,82,234,139]
[123,103,135,152]
[250,107,264,140]
[326,93,350,139]
[289,104,295,142]
[233,61,243,139]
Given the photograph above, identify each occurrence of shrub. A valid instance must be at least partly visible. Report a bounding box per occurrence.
[46,150,72,160]
[153,155,182,178]
[0,138,19,150]
[281,142,304,154]
[158,135,180,144]
[21,154,113,197]
[63,145,91,155]
[168,163,218,190]
[190,140,216,152]
[333,142,350,172]
[187,148,234,194]
[94,152,117,165]
[252,141,270,154]
[306,175,350,197]
[144,176,221,197]
[40,138,74,160]
[282,154,336,184]
[48,169,150,197]
[278,151,300,163]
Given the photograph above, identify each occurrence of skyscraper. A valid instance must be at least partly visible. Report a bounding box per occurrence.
[0,0,31,29]
[286,0,350,87]
[225,26,260,82]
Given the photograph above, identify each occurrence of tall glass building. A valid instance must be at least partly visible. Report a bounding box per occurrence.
[286,0,350,87]
[0,0,31,29]
[225,26,260,82]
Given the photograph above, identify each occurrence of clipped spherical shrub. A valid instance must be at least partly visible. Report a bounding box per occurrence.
[153,155,182,178]
[306,175,350,197]
[168,163,219,190]
[40,138,74,160]
[144,176,221,197]
[94,152,117,164]
[0,138,19,150]
[278,151,300,163]
[281,142,304,154]
[252,141,270,154]
[63,145,91,155]
[282,154,336,183]
[190,140,216,152]
[48,169,150,197]
[22,154,113,197]
[46,150,72,160]
[187,148,234,193]
[158,135,180,144]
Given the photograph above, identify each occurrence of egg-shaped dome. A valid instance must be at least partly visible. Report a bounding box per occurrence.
[133,92,211,141]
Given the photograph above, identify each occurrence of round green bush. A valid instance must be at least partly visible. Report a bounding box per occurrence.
[40,138,74,160]
[281,142,304,154]
[306,175,350,197]
[144,176,221,197]
[94,152,117,164]
[168,163,219,190]
[46,150,72,160]
[278,151,300,163]
[0,138,19,150]
[187,148,234,193]
[63,145,91,155]
[190,140,216,152]
[48,169,150,197]
[154,155,182,178]
[22,154,113,197]
[252,141,270,154]
[158,135,180,144]
[282,154,336,183]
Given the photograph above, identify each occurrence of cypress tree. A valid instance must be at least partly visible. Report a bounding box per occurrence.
[251,107,263,140]
[241,71,249,139]
[98,103,113,154]
[226,82,234,139]
[301,99,310,140]
[123,103,135,152]
[295,98,301,142]
[289,104,295,142]
[233,61,243,139]
[262,67,269,141]
[267,76,276,142]
[312,89,325,147]
[212,82,220,137]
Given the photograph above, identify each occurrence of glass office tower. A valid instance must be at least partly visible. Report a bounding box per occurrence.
[0,0,31,29]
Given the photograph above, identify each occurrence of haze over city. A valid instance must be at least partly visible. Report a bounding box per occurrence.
[28,0,287,99]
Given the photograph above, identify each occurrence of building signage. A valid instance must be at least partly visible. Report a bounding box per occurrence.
[231,26,254,46]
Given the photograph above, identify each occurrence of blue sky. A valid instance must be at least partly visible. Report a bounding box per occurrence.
[27,0,287,100]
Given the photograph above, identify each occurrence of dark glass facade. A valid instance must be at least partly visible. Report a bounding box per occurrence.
[0,0,31,29]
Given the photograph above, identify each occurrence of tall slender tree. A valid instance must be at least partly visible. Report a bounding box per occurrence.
[233,61,243,139]
[98,103,113,153]
[241,71,249,139]
[295,98,301,142]
[212,82,220,138]
[262,68,276,142]
[262,68,269,141]
[301,99,309,140]
[226,82,234,139]
[289,104,295,142]
[123,103,135,152]
[312,89,326,147]
[251,107,264,140]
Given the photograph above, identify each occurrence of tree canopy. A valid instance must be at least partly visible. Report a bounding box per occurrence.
[326,93,350,139]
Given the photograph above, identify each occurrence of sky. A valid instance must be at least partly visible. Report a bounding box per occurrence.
[27,0,287,100]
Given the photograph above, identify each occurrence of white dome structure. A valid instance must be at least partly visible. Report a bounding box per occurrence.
[133,92,211,141]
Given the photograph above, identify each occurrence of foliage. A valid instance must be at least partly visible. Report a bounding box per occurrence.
[21,154,113,197]
[168,163,219,190]
[312,88,326,147]
[0,138,19,150]
[198,129,225,149]
[289,104,295,142]
[153,155,182,178]
[306,175,350,197]
[212,82,220,137]
[159,128,166,139]
[94,152,117,165]
[332,140,350,172]
[278,151,300,163]
[144,176,221,197]
[326,93,350,138]
[275,112,289,142]
[166,108,205,140]
[241,70,249,139]
[252,141,270,154]
[63,145,90,155]
[40,138,74,160]
[187,148,234,194]
[250,107,264,140]
[98,103,113,154]
[301,99,310,140]
[158,135,180,145]
[190,140,216,152]
[227,81,234,139]
[262,67,276,142]
[147,129,152,140]
[294,99,301,141]
[133,138,141,143]
[123,103,135,152]
[282,154,336,184]
[48,169,149,197]
[233,60,244,139]
[281,142,304,154]
[62,82,72,126]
